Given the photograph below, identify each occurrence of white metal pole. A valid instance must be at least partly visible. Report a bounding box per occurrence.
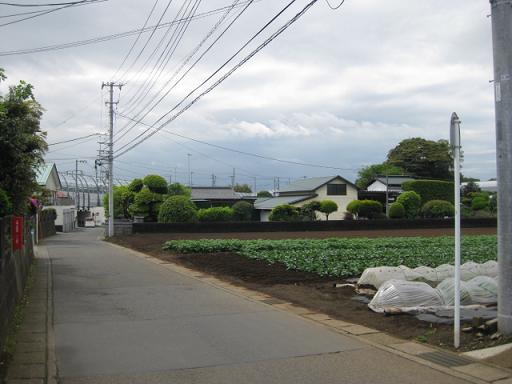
[451,112,461,348]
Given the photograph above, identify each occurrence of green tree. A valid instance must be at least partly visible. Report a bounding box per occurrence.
[355,162,404,189]
[168,182,191,197]
[103,186,134,219]
[300,201,321,221]
[257,190,272,198]
[388,202,405,219]
[269,205,300,222]
[158,195,197,223]
[233,183,252,193]
[197,207,234,222]
[232,201,253,221]
[462,181,481,197]
[128,187,163,221]
[0,69,47,213]
[143,174,168,194]
[396,191,422,219]
[387,137,453,180]
[0,188,12,216]
[319,200,338,220]
[128,178,143,193]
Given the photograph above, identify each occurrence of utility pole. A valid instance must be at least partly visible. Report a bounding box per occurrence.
[231,168,236,188]
[490,0,512,335]
[102,81,123,238]
[75,159,79,210]
[211,174,216,187]
[385,172,389,218]
[252,177,257,194]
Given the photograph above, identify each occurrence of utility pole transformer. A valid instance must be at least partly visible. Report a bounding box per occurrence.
[490,0,512,335]
[102,81,123,238]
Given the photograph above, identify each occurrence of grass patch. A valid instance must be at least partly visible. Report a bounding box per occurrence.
[163,235,497,277]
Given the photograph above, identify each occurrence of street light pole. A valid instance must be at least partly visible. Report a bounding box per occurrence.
[490,0,512,335]
[450,112,462,348]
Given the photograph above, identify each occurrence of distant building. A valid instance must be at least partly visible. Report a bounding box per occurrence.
[254,175,358,222]
[366,175,415,193]
[462,180,497,193]
[35,163,62,205]
[190,186,256,208]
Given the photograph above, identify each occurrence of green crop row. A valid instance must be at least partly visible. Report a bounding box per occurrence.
[162,235,497,277]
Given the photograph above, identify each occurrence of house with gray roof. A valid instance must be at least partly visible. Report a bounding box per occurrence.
[254,175,358,221]
[191,186,256,208]
[366,175,415,193]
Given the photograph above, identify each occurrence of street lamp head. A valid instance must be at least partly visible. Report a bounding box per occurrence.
[450,112,461,148]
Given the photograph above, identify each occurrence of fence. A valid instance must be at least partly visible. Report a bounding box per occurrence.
[0,215,35,354]
[132,217,497,234]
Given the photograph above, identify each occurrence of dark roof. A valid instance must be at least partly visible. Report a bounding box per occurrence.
[371,176,415,186]
[190,187,241,201]
[254,195,314,210]
[278,175,357,194]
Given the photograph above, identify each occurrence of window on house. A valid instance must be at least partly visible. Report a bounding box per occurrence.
[327,184,347,195]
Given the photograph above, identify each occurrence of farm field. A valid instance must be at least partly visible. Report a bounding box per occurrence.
[110,227,507,352]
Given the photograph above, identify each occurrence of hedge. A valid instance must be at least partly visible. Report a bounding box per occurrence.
[402,179,454,204]
[158,195,197,223]
[421,200,455,218]
[198,207,234,222]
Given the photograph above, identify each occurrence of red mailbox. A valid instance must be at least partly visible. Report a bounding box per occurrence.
[12,216,23,250]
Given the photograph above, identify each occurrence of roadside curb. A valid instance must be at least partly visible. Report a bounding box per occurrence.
[106,240,512,384]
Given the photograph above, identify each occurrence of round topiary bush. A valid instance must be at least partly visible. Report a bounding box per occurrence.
[319,200,338,220]
[346,200,382,219]
[269,204,300,222]
[158,195,197,223]
[471,196,489,211]
[346,200,360,215]
[232,201,253,221]
[168,183,191,197]
[197,207,234,222]
[421,200,455,218]
[0,188,12,217]
[143,174,168,194]
[128,178,144,193]
[396,191,421,219]
[388,202,405,219]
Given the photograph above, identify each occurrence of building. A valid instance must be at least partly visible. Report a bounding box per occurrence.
[366,175,415,193]
[254,175,358,221]
[35,163,62,205]
[190,186,254,208]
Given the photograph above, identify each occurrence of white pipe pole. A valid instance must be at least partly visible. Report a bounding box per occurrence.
[451,112,461,348]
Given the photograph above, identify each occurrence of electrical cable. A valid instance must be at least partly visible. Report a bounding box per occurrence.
[0,1,259,56]
[47,133,101,146]
[114,0,247,142]
[110,0,160,81]
[325,0,343,10]
[114,0,295,150]
[116,112,354,171]
[0,0,99,6]
[114,0,305,156]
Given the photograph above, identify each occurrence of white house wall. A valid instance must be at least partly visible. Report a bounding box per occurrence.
[367,180,387,192]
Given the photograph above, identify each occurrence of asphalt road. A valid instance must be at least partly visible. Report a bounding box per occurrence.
[45,228,471,384]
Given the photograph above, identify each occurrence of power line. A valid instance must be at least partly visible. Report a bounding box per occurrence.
[0,0,106,27]
[115,0,301,154]
[117,112,355,171]
[0,1,258,56]
[114,0,249,142]
[47,133,101,146]
[0,0,100,6]
[325,0,343,10]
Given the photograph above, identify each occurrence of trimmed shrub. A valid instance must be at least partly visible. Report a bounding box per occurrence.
[168,182,191,197]
[472,196,489,211]
[128,187,163,221]
[143,174,168,194]
[421,200,455,218]
[269,204,300,222]
[198,207,234,222]
[103,185,134,219]
[158,195,197,223]
[0,188,12,217]
[257,190,272,198]
[128,178,144,193]
[300,201,321,221]
[347,200,382,219]
[402,180,454,204]
[319,200,338,220]
[396,191,421,219]
[232,201,253,221]
[388,202,405,219]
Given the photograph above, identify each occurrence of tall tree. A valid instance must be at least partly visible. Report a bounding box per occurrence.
[0,69,47,214]
[233,183,252,193]
[355,162,404,189]
[387,137,453,180]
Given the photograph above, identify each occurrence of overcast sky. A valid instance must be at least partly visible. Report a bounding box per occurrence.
[0,0,497,190]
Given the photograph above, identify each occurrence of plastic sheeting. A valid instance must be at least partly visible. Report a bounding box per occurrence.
[368,276,498,313]
[368,279,444,313]
[357,261,497,288]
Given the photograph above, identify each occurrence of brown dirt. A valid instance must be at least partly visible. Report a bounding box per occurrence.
[110,227,510,355]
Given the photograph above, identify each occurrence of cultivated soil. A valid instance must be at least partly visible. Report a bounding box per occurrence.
[110,226,510,355]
